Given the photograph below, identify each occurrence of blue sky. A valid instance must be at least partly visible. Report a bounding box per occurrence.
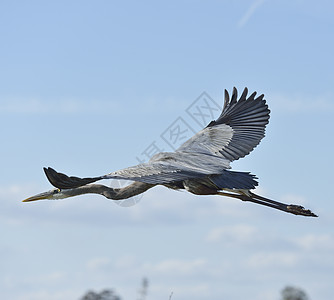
[1,0,334,299]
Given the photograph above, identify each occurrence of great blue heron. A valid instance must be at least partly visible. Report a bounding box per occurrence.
[23,88,317,217]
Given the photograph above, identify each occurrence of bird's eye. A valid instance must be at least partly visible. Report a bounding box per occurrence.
[53,189,61,194]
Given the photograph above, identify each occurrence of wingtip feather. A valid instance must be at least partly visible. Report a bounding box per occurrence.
[231,87,238,103]
[224,89,229,108]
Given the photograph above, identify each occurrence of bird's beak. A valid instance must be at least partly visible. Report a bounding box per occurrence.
[22,190,55,202]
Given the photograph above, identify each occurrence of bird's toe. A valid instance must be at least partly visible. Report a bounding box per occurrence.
[287,205,318,217]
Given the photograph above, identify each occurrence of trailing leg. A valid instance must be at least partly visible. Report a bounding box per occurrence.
[217,190,317,217]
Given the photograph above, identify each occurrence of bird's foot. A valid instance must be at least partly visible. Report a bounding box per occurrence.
[287,204,318,217]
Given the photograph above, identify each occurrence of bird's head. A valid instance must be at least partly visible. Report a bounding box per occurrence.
[22,188,74,202]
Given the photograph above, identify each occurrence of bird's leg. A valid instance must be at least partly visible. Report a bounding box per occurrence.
[217,191,317,217]
[217,191,290,212]
[249,191,317,217]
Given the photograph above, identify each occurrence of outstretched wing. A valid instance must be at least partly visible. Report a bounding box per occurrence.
[44,152,230,189]
[177,87,270,161]
[44,163,204,189]
[103,152,229,184]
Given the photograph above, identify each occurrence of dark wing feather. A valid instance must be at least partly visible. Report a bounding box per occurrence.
[177,87,270,161]
[44,167,102,189]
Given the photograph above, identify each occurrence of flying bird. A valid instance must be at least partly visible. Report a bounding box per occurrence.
[23,87,317,217]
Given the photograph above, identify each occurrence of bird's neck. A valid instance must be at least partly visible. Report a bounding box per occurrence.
[67,182,154,200]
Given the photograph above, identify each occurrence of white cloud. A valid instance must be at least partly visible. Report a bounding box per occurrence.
[0,184,33,199]
[238,0,267,28]
[206,224,258,244]
[295,234,334,251]
[86,254,139,272]
[14,289,80,300]
[2,271,69,299]
[247,251,299,268]
[0,94,190,116]
[86,257,113,271]
[270,92,334,113]
[148,258,207,275]
[0,97,121,115]
[0,184,43,226]
[84,255,209,279]
[113,254,138,269]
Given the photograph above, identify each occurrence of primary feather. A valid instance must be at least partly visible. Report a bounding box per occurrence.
[178,87,270,161]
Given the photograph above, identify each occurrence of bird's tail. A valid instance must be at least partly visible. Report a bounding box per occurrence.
[209,170,258,190]
[44,167,103,189]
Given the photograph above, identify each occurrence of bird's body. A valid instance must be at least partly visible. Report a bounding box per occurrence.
[23,87,317,217]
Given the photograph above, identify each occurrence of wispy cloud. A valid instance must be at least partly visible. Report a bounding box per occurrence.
[247,251,299,268]
[149,258,208,275]
[295,234,334,251]
[206,224,258,244]
[0,98,121,115]
[270,92,334,113]
[86,257,113,271]
[238,0,267,28]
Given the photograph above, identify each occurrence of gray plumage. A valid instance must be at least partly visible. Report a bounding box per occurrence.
[23,87,317,217]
